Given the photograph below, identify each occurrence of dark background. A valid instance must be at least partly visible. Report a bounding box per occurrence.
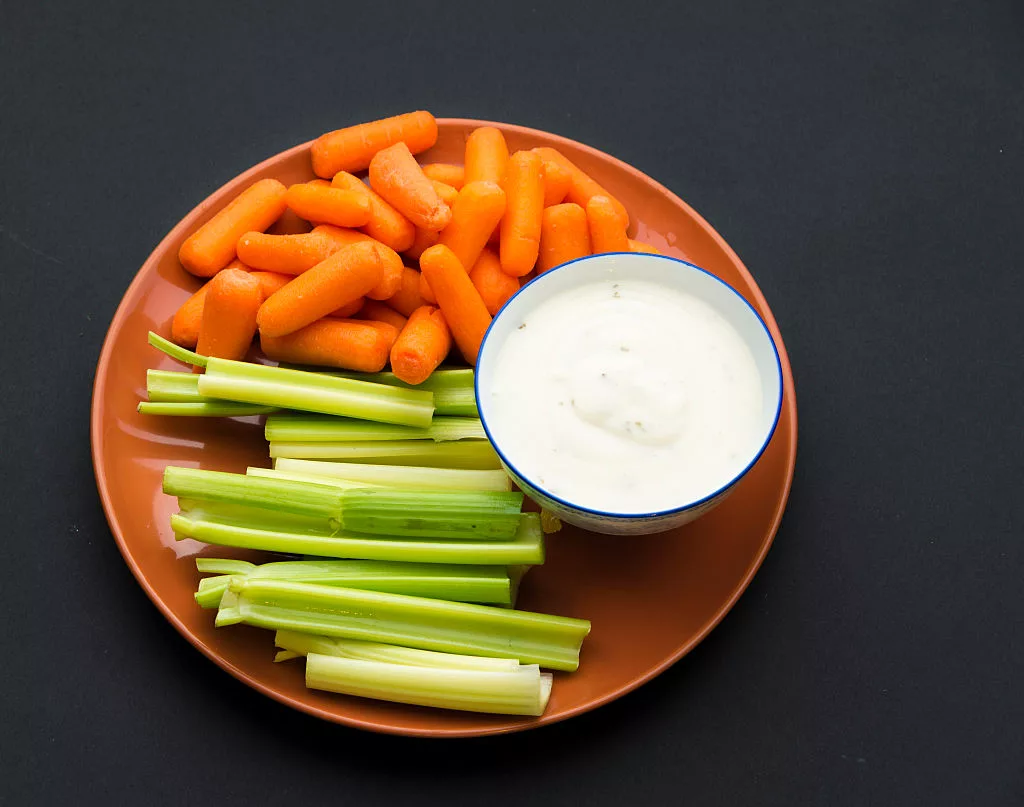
[1,0,1021,804]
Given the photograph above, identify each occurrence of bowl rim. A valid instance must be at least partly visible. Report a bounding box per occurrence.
[474,251,785,520]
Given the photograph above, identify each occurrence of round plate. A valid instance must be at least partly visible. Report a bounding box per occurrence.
[91,119,798,737]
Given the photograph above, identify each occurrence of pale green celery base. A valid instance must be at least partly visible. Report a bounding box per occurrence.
[272,459,510,492]
[217,571,587,670]
[305,653,548,715]
[146,370,203,403]
[197,358,434,427]
[305,655,547,715]
[269,439,500,469]
[274,631,522,671]
[171,511,545,565]
[264,413,486,443]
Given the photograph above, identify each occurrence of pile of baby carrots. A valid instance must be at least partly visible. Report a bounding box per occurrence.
[169,110,658,384]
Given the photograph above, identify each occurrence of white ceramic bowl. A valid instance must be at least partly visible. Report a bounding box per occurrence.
[475,252,784,535]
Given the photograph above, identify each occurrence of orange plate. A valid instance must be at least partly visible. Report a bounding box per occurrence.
[91,119,798,737]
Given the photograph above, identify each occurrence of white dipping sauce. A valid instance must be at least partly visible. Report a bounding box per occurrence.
[486,279,764,513]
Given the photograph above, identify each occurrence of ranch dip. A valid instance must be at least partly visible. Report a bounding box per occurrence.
[484,279,764,513]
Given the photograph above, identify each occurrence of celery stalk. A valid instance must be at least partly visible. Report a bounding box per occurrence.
[148,331,208,368]
[138,401,277,417]
[194,559,512,608]
[337,489,524,540]
[304,653,552,715]
[194,558,257,575]
[215,576,589,670]
[265,413,485,443]
[164,466,346,519]
[316,368,477,417]
[272,459,511,492]
[146,370,207,403]
[245,467,380,490]
[198,359,435,427]
[178,499,333,534]
[171,511,545,565]
[268,439,501,469]
[274,631,522,671]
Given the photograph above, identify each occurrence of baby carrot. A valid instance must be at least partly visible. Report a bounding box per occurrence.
[421,163,465,190]
[330,297,365,319]
[538,203,590,273]
[418,270,437,305]
[499,151,544,277]
[236,231,334,275]
[469,248,520,315]
[430,179,459,208]
[309,225,403,300]
[532,147,629,228]
[256,241,386,338]
[311,111,438,178]
[179,179,287,277]
[285,183,371,229]
[331,171,416,253]
[540,156,572,207]
[261,318,398,373]
[196,268,263,362]
[404,227,440,261]
[440,181,507,276]
[369,142,452,231]
[418,245,491,365]
[251,270,292,300]
[170,259,251,346]
[390,305,452,385]
[628,238,661,254]
[464,127,509,186]
[171,283,209,348]
[587,195,629,254]
[356,299,409,331]
[383,267,427,317]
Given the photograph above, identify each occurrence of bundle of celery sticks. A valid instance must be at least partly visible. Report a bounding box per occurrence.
[141,333,589,717]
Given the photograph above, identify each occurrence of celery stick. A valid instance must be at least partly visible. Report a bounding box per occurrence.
[148,331,208,368]
[273,459,511,492]
[246,467,379,490]
[195,558,257,575]
[194,559,511,608]
[337,489,524,540]
[275,650,302,662]
[164,466,346,519]
[305,653,550,715]
[215,576,589,670]
[146,370,205,403]
[274,631,522,671]
[197,358,434,427]
[138,401,276,417]
[195,575,233,608]
[172,511,545,565]
[178,499,333,535]
[265,413,485,443]
[315,368,477,417]
[269,440,501,469]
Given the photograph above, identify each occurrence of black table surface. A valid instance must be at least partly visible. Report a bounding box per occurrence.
[2,1,1021,804]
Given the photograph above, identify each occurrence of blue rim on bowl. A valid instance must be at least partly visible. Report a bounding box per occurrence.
[474,252,785,521]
